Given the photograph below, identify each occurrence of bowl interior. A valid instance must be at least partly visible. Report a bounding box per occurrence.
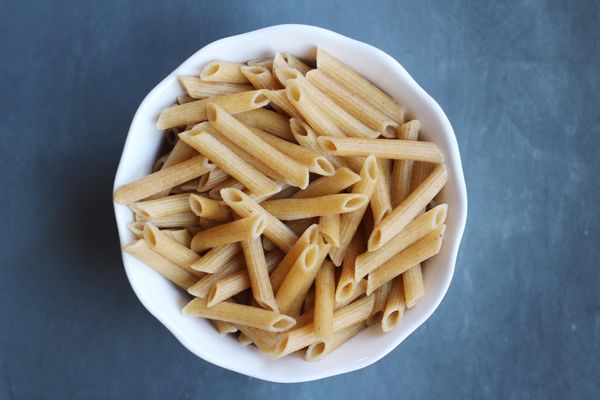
[113,24,467,383]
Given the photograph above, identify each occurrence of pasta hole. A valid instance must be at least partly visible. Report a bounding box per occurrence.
[365,159,378,181]
[283,68,300,81]
[290,119,308,136]
[367,311,383,326]
[310,342,326,358]
[272,318,293,330]
[385,124,397,137]
[253,92,269,105]
[344,195,366,210]
[341,283,355,298]
[434,205,447,225]
[206,104,218,122]
[316,158,334,174]
[204,63,220,77]
[143,225,157,247]
[303,246,318,269]
[245,66,266,75]
[387,310,400,327]
[206,286,218,306]
[222,189,243,203]
[276,337,289,355]
[190,198,203,216]
[371,229,382,247]
[320,139,337,152]
[289,86,302,102]
[253,217,267,236]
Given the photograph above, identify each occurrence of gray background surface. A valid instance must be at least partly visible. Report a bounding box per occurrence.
[1,0,599,399]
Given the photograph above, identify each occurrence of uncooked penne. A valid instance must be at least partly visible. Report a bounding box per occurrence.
[335,230,364,303]
[190,215,266,252]
[179,130,280,197]
[220,188,298,252]
[235,108,293,141]
[241,237,278,312]
[305,321,366,361]
[273,63,303,86]
[371,160,392,225]
[189,194,231,222]
[390,120,421,207]
[130,193,191,219]
[183,298,296,332]
[200,61,249,84]
[196,167,230,192]
[237,326,281,354]
[114,155,213,204]
[207,104,309,188]
[179,76,253,98]
[127,221,145,238]
[187,255,245,297]
[238,333,252,345]
[265,90,304,120]
[367,225,446,295]
[367,281,392,326]
[240,65,283,90]
[381,277,406,332]
[314,260,335,340]
[329,156,378,266]
[368,164,447,251]
[289,118,345,169]
[141,211,198,228]
[319,214,340,247]
[291,167,361,199]
[124,240,197,290]
[355,204,447,281]
[152,153,168,173]
[316,48,405,123]
[191,243,240,273]
[281,53,312,75]
[306,69,398,137]
[156,90,269,130]
[261,194,368,220]
[211,320,239,335]
[247,58,274,70]
[318,136,444,163]
[162,229,192,247]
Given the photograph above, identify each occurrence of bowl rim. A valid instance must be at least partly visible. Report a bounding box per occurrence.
[113,23,468,383]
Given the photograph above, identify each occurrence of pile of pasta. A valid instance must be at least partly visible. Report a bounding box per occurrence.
[114,49,448,361]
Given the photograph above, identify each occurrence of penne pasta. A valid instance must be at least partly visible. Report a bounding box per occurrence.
[238,333,252,346]
[281,52,312,75]
[367,225,446,295]
[316,48,405,123]
[240,237,278,312]
[156,90,269,130]
[390,120,421,207]
[208,177,243,200]
[177,95,196,104]
[220,188,298,252]
[264,90,304,120]
[200,61,249,84]
[162,229,192,247]
[303,286,316,314]
[114,155,213,204]
[130,193,191,220]
[192,242,240,273]
[211,320,239,335]
[127,221,145,238]
[305,321,366,361]
[196,167,230,192]
[319,214,340,247]
[152,153,169,173]
[314,260,335,341]
[240,65,283,90]
[368,164,447,251]
[187,255,245,297]
[381,277,406,332]
[291,167,361,199]
[402,263,424,309]
[235,108,293,141]
[273,63,303,86]
[261,193,368,220]
[189,194,231,221]
[370,159,392,225]
[289,118,345,169]
[237,325,281,354]
[335,230,365,303]
[183,297,296,332]
[179,76,253,98]
[124,240,197,290]
[247,58,274,70]
[285,218,318,236]
[140,211,198,229]
[367,281,392,326]
[190,215,266,252]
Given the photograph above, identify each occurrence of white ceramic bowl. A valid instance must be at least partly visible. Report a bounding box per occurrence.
[113,24,467,383]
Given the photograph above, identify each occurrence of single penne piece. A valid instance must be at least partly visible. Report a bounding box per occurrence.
[290,118,345,169]
[314,260,335,341]
[261,194,368,220]
[367,225,446,295]
[196,167,230,192]
[329,156,378,266]
[390,120,421,207]
[240,65,283,90]
[156,90,269,130]
[240,237,278,312]
[187,255,245,297]
[292,167,361,199]
[183,297,296,332]
[162,229,192,247]
[381,277,407,332]
[124,240,197,290]
[335,231,365,303]
[318,136,444,163]
[142,211,198,228]
[190,215,266,252]
[127,221,145,238]
[281,53,312,74]
[273,62,303,85]
[152,153,169,172]
[179,76,253,98]
[355,204,447,281]
[403,262,424,308]
[319,214,340,247]
[130,193,191,219]
[189,194,231,222]
[207,104,309,188]
[114,155,213,204]
[237,325,281,354]
[370,160,392,225]
[306,69,399,137]
[316,48,405,123]
[211,320,239,335]
[143,222,203,278]
[274,295,374,358]
[305,321,366,361]
[235,108,293,141]
[247,58,274,70]
[366,281,392,326]
[200,61,249,84]
[238,333,252,346]
[264,90,304,120]
[220,188,298,252]
[179,130,280,197]
[250,128,334,176]
[285,79,345,138]
[368,164,448,251]
[162,140,198,170]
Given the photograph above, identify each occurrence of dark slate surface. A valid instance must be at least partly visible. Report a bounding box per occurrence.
[1,0,599,398]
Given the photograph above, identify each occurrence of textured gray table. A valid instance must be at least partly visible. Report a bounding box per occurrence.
[1,1,599,399]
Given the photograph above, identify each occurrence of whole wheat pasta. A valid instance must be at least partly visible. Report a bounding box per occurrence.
[235,108,293,141]
[371,160,392,225]
[172,178,200,193]
[335,230,365,303]
[200,61,250,84]
[177,95,196,104]
[189,194,231,222]
[261,194,368,220]
[285,218,318,236]
[316,48,405,123]
[237,325,282,354]
[402,263,424,309]
[368,164,447,251]
[305,321,366,361]
[319,214,340,247]
[187,255,245,297]
[355,204,447,281]
[318,136,444,163]
[211,320,239,335]
[367,281,392,326]
[240,65,283,90]
[138,211,198,229]
[114,155,213,204]
[179,77,254,98]
[127,221,145,238]
[196,168,230,192]
[162,229,192,247]
[220,188,298,252]
[367,225,446,295]
[314,260,335,340]
[335,279,368,310]
[289,118,345,169]
[179,130,280,197]
[207,104,309,188]
[303,286,316,314]
[281,53,312,74]
[264,90,304,120]
[156,90,269,130]
[291,167,361,199]
[238,333,252,346]
[390,120,421,207]
[306,69,398,137]
[130,193,191,219]
[183,297,296,332]
[143,223,203,278]
[381,277,406,332]
[329,156,378,266]
[190,215,266,252]
[124,240,197,290]
[153,153,169,172]
[273,63,304,86]
[197,217,220,229]
[240,237,278,312]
